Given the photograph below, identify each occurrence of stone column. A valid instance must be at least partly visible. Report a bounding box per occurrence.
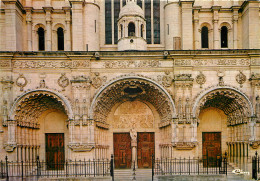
[249,116,256,141]
[130,128,137,168]
[4,120,17,152]
[212,6,220,49]
[44,7,53,51]
[25,8,33,51]
[232,6,239,49]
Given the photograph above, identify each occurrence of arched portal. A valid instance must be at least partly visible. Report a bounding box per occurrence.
[192,87,254,159]
[6,90,73,165]
[89,75,176,168]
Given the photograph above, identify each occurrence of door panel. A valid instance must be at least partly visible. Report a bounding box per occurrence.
[45,133,65,170]
[137,132,154,168]
[113,133,132,168]
[202,132,221,167]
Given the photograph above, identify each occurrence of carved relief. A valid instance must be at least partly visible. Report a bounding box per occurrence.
[158,71,172,87]
[196,72,206,88]
[217,71,225,86]
[16,74,28,91]
[91,73,107,89]
[104,60,160,69]
[58,73,69,91]
[0,60,11,67]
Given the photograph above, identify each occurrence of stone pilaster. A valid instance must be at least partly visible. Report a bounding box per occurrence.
[232,6,239,49]
[43,7,53,51]
[212,6,221,49]
[180,0,194,50]
[25,7,33,51]
[69,0,84,51]
[63,7,72,51]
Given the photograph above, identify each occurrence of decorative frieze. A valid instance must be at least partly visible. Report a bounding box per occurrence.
[174,59,250,66]
[172,142,197,150]
[12,60,90,69]
[104,60,160,69]
[68,143,94,152]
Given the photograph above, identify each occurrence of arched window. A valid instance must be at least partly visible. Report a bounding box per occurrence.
[120,24,123,38]
[128,22,135,37]
[38,27,45,51]
[221,26,228,48]
[57,27,64,51]
[141,24,144,38]
[201,26,208,48]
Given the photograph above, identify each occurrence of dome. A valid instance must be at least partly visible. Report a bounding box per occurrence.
[119,0,144,19]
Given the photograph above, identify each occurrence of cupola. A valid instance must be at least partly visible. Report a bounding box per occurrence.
[117,0,147,51]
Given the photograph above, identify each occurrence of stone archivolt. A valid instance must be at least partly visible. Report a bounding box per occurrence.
[13,92,67,128]
[93,78,174,127]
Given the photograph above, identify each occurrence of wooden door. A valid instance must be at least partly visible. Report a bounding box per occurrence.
[137,132,155,168]
[113,133,132,168]
[45,133,65,170]
[202,132,221,167]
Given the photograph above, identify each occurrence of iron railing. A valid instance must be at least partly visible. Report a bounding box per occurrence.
[0,156,111,180]
[252,151,260,180]
[153,155,227,176]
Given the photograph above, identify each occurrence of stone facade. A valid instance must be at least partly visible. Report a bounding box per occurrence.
[0,0,259,168]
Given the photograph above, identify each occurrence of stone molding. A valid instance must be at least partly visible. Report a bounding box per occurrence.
[68,143,94,152]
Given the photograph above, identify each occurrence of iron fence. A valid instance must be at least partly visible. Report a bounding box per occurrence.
[153,154,227,176]
[0,156,111,180]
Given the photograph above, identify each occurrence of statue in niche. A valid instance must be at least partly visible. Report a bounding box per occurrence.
[178,98,183,120]
[185,98,190,121]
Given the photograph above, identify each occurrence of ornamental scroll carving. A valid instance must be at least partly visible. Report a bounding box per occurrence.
[236,71,246,88]
[104,60,160,68]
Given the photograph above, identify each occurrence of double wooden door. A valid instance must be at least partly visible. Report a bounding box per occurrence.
[113,133,132,168]
[45,133,65,170]
[202,132,221,167]
[137,132,154,168]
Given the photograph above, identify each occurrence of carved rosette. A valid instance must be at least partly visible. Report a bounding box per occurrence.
[236,71,246,88]
[16,74,28,91]
[58,73,69,91]
[195,72,206,88]
[91,73,107,89]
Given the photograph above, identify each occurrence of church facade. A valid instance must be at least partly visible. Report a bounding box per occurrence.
[0,0,260,169]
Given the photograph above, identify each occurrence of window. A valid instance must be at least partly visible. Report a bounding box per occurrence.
[38,27,45,51]
[57,27,64,51]
[153,0,160,44]
[141,24,144,38]
[128,23,135,37]
[221,26,228,48]
[201,26,208,48]
[120,24,123,38]
[105,0,112,44]
[145,0,151,44]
